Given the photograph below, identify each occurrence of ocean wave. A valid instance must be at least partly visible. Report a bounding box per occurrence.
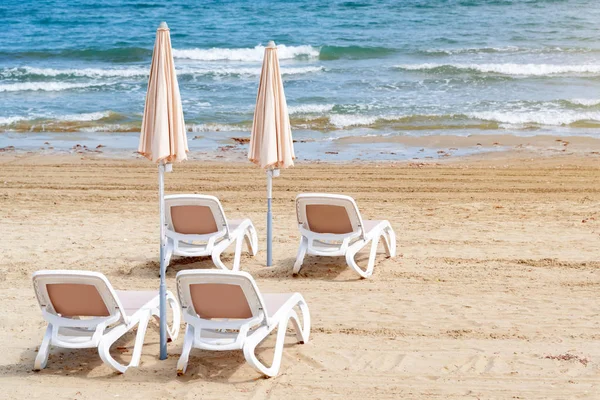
[0,81,118,92]
[4,109,600,134]
[288,104,335,114]
[183,65,323,77]
[187,123,249,132]
[310,111,600,130]
[421,46,598,56]
[0,65,323,81]
[567,98,600,107]
[173,44,318,61]
[329,114,378,128]
[0,115,30,125]
[79,124,139,133]
[56,111,114,122]
[0,111,131,131]
[1,66,149,79]
[395,63,600,76]
[467,110,600,126]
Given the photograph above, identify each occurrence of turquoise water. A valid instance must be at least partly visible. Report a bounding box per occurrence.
[1,0,600,157]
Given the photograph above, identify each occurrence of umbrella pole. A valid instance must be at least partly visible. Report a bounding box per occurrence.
[158,162,167,360]
[267,169,273,267]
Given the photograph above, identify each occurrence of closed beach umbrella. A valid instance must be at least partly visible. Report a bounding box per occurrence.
[138,21,188,359]
[248,41,295,266]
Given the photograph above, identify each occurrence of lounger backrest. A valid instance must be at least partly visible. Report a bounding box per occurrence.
[165,194,229,237]
[176,270,269,324]
[296,193,365,238]
[32,270,126,321]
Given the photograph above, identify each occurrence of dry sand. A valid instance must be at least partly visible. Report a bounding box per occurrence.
[0,151,599,399]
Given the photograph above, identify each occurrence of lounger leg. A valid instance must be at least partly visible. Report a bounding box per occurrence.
[366,235,380,276]
[33,324,53,371]
[99,313,153,374]
[211,239,231,270]
[381,228,391,257]
[345,240,375,279]
[243,314,291,378]
[98,323,130,373]
[128,313,150,368]
[287,298,311,344]
[232,235,244,271]
[386,226,397,257]
[176,324,195,376]
[244,224,258,256]
[293,237,308,275]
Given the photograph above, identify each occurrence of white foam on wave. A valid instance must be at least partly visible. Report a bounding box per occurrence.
[0,115,29,125]
[569,98,600,107]
[423,46,591,55]
[329,114,378,128]
[4,66,148,78]
[0,81,113,92]
[0,111,112,125]
[56,111,113,121]
[1,65,323,82]
[173,44,319,62]
[396,63,600,76]
[425,46,521,55]
[79,124,134,132]
[187,123,248,132]
[468,110,600,126]
[288,104,334,114]
[180,65,323,76]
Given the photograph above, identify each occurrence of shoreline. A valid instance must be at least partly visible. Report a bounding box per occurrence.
[2,132,600,163]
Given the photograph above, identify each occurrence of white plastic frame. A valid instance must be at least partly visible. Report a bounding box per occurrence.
[32,270,180,373]
[294,193,396,278]
[176,270,310,377]
[164,194,258,271]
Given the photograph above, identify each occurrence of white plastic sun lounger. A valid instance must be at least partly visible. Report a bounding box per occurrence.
[164,194,258,271]
[32,270,180,373]
[176,270,310,377]
[294,193,396,278]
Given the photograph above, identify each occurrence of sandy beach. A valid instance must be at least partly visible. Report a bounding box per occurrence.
[1,150,599,399]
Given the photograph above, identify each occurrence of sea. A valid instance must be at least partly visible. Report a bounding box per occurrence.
[1,0,600,160]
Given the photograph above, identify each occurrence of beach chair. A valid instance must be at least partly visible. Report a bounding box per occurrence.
[32,270,180,373]
[164,194,258,271]
[176,269,310,377]
[294,193,396,278]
